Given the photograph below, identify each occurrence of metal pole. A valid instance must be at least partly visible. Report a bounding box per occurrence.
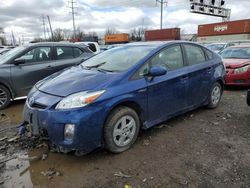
[71,0,76,39]
[160,0,163,29]
[42,15,46,40]
[47,15,54,40]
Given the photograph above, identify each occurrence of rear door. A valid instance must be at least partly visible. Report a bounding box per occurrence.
[146,45,189,125]
[54,46,87,72]
[10,46,55,97]
[182,44,213,107]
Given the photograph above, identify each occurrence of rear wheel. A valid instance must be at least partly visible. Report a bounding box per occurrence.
[247,90,250,106]
[104,107,140,153]
[207,82,222,109]
[0,85,11,110]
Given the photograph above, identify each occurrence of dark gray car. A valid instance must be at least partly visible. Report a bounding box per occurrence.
[0,42,93,109]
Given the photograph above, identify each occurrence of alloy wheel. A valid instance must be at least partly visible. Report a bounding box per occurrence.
[211,85,221,105]
[0,88,7,108]
[113,115,137,147]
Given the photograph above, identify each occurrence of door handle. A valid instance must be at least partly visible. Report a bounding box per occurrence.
[46,65,53,69]
[180,76,189,83]
[207,67,213,73]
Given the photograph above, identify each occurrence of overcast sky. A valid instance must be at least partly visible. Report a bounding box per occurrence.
[1,0,250,43]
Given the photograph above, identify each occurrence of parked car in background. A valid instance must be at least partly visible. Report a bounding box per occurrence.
[205,42,235,53]
[220,45,250,86]
[0,48,9,56]
[23,41,225,155]
[75,42,100,54]
[0,42,93,109]
[247,90,250,106]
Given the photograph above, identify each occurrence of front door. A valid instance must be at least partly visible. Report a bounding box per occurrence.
[146,45,188,126]
[10,46,55,97]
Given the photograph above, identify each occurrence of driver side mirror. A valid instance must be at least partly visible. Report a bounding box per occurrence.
[14,58,26,65]
[148,66,167,77]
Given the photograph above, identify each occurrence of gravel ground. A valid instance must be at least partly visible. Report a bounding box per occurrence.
[0,89,249,188]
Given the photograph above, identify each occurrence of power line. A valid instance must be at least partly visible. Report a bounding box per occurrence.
[156,0,168,29]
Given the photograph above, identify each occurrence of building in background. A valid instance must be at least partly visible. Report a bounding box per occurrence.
[197,19,250,42]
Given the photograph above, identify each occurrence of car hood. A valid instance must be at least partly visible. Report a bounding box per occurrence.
[37,66,119,97]
[223,59,250,69]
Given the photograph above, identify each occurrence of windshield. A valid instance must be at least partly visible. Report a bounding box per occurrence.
[81,45,155,72]
[220,47,250,59]
[206,44,225,51]
[0,46,27,64]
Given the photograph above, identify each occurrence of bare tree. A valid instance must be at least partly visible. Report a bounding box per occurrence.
[130,27,146,41]
[105,28,119,35]
[53,29,64,41]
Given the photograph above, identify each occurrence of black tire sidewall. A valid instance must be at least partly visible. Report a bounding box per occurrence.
[207,82,222,109]
[247,90,250,106]
[0,85,11,110]
[104,107,140,153]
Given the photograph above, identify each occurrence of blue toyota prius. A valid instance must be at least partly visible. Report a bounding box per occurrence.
[23,41,225,154]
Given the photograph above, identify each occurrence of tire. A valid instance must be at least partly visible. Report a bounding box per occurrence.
[0,85,11,110]
[247,90,250,107]
[207,82,222,109]
[104,106,140,153]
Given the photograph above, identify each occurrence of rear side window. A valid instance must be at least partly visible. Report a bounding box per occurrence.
[184,44,206,65]
[73,47,83,58]
[88,43,97,52]
[150,45,184,71]
[56,47,74,60]
[204,48,214,60]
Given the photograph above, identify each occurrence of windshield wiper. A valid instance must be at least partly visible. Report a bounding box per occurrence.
[83,62,107,69]
[97,68,115,73]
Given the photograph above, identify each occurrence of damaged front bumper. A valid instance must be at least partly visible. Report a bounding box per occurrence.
[22,92,106,154]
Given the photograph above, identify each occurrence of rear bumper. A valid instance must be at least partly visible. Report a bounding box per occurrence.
[23,101,106,153]
[225,71,250,86]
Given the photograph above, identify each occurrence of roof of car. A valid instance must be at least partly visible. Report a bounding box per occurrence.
[27,42,88,47]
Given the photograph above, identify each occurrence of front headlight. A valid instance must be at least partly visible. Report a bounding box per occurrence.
[55,90,105,110]
[234,65,250,74]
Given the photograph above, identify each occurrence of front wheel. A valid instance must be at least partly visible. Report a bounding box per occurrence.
[104,107,140,153]
[207,82,222,109]
[0,85,11,110]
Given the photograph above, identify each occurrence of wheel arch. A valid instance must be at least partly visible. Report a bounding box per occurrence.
[0,81,14,99]
[104,99,145,128]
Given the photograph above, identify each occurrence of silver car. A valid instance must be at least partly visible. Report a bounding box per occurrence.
[0,42,93,109]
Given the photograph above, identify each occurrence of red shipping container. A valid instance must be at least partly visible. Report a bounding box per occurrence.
[145,28,180,41]
[198,19,250,37]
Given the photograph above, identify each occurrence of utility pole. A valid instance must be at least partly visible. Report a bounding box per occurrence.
[47,15,54,41]
[11,31,15,46]
[42,15,46,40]
[68,0,77,39]
[156,0,168,29]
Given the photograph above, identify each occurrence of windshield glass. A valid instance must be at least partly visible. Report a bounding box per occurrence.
[220,47,250,59]
[206,44,225,51]
[81,45,155,72]
[0,46,27,64]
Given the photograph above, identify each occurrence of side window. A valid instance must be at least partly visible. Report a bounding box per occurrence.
[73,47,83,58]
[88,43,97,52]
[204,48,214,60]
[150,45,184,71]
[56,47,74,60]
[19,47,52,63]
[184,44,206,65]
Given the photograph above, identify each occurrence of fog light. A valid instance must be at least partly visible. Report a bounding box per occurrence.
[64,124,75,141]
